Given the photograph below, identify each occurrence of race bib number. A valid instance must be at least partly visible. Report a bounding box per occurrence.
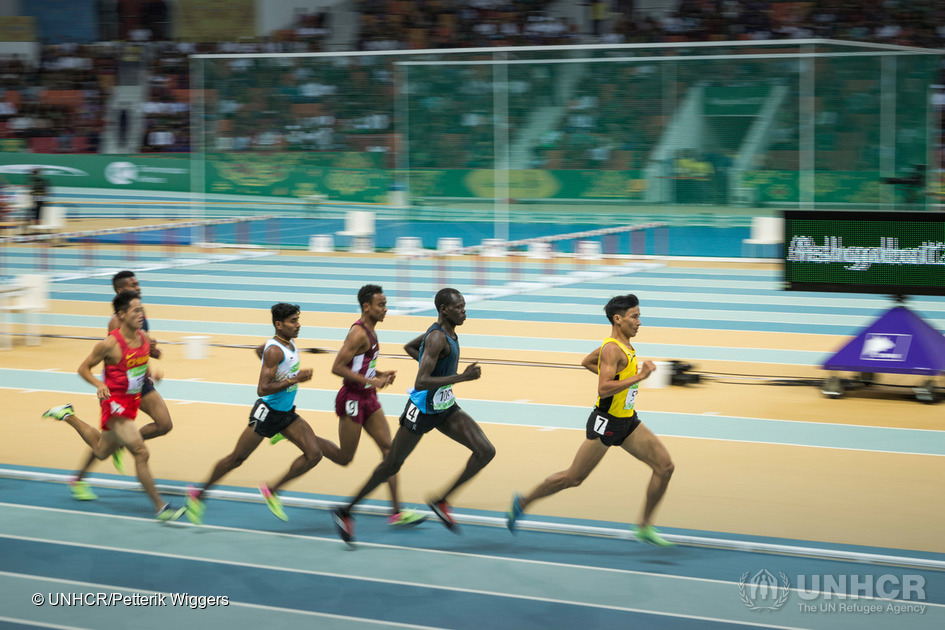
[624,385,638,410]
[432,385,455,411]
[250,399,271,424]
[593,414,608,435]
[109,400,126,415]
[365,358,377,389]
[345,399,359,417]
[403,401,420,429]
[127,365,147,395]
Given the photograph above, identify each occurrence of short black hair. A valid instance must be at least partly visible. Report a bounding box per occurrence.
[434,287,461,312]
[112,270,136,291]
[604,294,639,323]
[358,284,384,310]
[113,290,140,314]
[271,302,300,325]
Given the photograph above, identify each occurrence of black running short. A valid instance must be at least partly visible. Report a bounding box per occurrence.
[248,399,299,438]
[142,377,156,397]
[585,409,641,447]
[399,400,461,436]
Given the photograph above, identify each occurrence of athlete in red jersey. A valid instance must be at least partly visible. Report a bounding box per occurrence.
[51,270,174,485]
[329,284,425,526]
[42,290,181,520]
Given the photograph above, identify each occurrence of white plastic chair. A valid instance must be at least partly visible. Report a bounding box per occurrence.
[0,274,49,346]
[31,205,66,234]
[337,211,375,252]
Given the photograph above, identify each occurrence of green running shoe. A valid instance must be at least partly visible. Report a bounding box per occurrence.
[70,480,97,501]
[259,483,287,521]
[185,486,205,525]
[111,448,125,475]
[156,503,185,522]
[269,433,286,445]
[387,509,427,527]
[635,525,674,548]
[42,404,74,421]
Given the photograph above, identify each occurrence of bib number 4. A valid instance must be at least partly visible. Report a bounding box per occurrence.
[403,402,420,428]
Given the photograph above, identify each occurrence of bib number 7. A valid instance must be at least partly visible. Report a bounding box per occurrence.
[593,414,608,435]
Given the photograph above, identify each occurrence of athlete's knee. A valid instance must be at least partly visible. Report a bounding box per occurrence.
[474,441,496,464]
[129,444,150,462]
[151,418,173,436]
[655,458,675,480]
[227,453,247,469]
[378,459,403,478]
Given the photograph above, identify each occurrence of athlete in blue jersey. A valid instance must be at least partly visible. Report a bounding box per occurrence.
[184,303,341,525]
[332,288,495,543]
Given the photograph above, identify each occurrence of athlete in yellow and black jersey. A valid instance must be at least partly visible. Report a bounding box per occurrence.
[506,294,676,547]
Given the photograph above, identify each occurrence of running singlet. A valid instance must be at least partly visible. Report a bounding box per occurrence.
[595,337,638,417]
[345,320,378,389]
[103,329,150,396]
[408,323,459,414]
[261,338,301,412]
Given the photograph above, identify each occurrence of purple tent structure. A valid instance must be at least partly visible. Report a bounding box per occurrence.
[822,306,945,375]
[821,306,945,401]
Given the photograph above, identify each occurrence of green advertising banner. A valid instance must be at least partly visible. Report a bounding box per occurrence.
[204,152,389,203]
[409,169,647,200]
[742,171,897,204]
[0,153,191,191]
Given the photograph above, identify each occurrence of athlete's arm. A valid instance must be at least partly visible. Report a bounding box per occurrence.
[254,343,265,359]
[597,342,654,397]
[78,336,118,400]
[332,326,393,388]
[413,330,480,391]
[257,344,312,397]
[581,347,601,374]
[403,334,424,361]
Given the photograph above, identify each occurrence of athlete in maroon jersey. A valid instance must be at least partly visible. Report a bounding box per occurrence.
[329,285,425,526]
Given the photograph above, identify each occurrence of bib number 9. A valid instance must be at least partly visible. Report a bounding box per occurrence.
[345,400,359,418]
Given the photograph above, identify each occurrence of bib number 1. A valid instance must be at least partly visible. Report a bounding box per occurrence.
[251,400,270,424]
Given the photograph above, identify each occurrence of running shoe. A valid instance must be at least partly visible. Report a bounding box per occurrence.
[387,509,427,527]
[506,493,524,533]
[69,480,97,501]
[332,507,354,544]
[269,433,286,445]
[42,403,74,421]
[427,499,458,531]
[111,448,125,475]
[259,483,288,521]
[185,486,205,525]
[156,503,185,522]
[635,525,674,548]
